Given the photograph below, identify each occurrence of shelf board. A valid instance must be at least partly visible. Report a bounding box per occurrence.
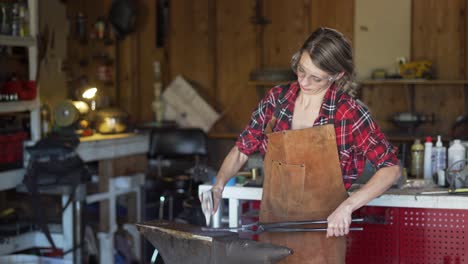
[0,168,25,192]
[248,80,294,86]
[0,35,36,47]
[359,79,468,85]
[208,132,239,139]
[0,99,40,113]
[249,79,468,86]
[207,133,433,141]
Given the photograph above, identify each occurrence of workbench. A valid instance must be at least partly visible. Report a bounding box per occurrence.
[0,133,149,264]
[199,183,468,263]
[78,133,149,264]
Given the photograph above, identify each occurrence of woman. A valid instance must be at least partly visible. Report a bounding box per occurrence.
[209,27,400,263]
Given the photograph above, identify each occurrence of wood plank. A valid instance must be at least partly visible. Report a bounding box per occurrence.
[361,80,468,85]
[412,0,466,134]
[117,32,139,116]
[135,1,166,123]
[310,0,354,45]
[98,159,112,232]
[168,0,217,104]
[360,84,411,134]
[412,0,465,79]
[263,0,311,67]
[214,1,258,133]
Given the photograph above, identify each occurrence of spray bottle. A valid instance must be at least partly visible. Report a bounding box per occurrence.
[432,135,447,186]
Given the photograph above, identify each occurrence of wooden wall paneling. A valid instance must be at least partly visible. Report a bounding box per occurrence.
[361,85,412,134]
[168,0,217,103]
[263,0,312,67]
[412,0,466,135]
[65,0,86,99]
[214,1,258,133]
[412,0,465,79]
[310,0,354,45]
[466,0,468,114]
[117,30,139,117]
[135,1,165,123]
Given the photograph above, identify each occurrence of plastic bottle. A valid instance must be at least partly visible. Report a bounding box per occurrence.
[423,136,433,184]
[410,139,424,179]
[448,139,466,171]
[432,135,447,186]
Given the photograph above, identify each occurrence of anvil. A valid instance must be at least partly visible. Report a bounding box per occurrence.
[137,220,293,264]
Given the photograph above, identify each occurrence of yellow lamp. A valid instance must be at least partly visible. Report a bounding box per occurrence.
[81,87,98,110]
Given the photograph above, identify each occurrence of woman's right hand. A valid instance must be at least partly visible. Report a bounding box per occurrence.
[207,146,248,214]
[211,185,224,214]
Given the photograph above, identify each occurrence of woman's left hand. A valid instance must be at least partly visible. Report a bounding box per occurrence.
[326,204,353,237]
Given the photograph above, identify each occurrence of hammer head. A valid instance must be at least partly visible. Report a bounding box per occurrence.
[137,220,292,264]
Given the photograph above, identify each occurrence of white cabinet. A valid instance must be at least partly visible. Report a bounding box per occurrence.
[0,0,40,191]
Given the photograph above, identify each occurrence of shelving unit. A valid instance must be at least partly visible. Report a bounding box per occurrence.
[0,35,36,47]
[358,79,468,119]
[250,78,468,112]
[0,0,40,187]
[359,79,468,86]
[247,78,468,139]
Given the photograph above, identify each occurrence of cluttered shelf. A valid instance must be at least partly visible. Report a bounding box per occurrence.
[249,79,468,87]
[359,79,468,86]
[207,133,436,142]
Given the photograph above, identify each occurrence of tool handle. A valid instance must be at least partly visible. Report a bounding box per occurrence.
[201,227,244,232]
[260,218,364,229]
[265,227,364,233]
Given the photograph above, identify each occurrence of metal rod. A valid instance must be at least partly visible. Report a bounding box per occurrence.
[261,218,364,229]
[266,227,364,232]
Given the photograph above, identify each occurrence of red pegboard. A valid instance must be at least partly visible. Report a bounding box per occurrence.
[399,208,467,264]
[346,206,468,264]
[239,202,467,263]
[346,206,399,264]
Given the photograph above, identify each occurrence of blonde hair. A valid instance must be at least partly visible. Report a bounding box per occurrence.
[291,27,358,97]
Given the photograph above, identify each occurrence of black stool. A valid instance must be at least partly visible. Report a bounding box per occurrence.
[147,128,208,220]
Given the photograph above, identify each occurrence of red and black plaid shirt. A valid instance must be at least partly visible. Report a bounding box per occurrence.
[236,82,399,189]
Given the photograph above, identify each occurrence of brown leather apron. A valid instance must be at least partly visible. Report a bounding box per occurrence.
[259,123,349,264]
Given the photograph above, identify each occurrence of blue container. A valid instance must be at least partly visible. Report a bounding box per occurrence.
[212,176,236,186]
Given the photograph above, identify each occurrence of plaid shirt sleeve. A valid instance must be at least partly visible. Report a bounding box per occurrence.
[351,100,399,170]
[235,86,283,155]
